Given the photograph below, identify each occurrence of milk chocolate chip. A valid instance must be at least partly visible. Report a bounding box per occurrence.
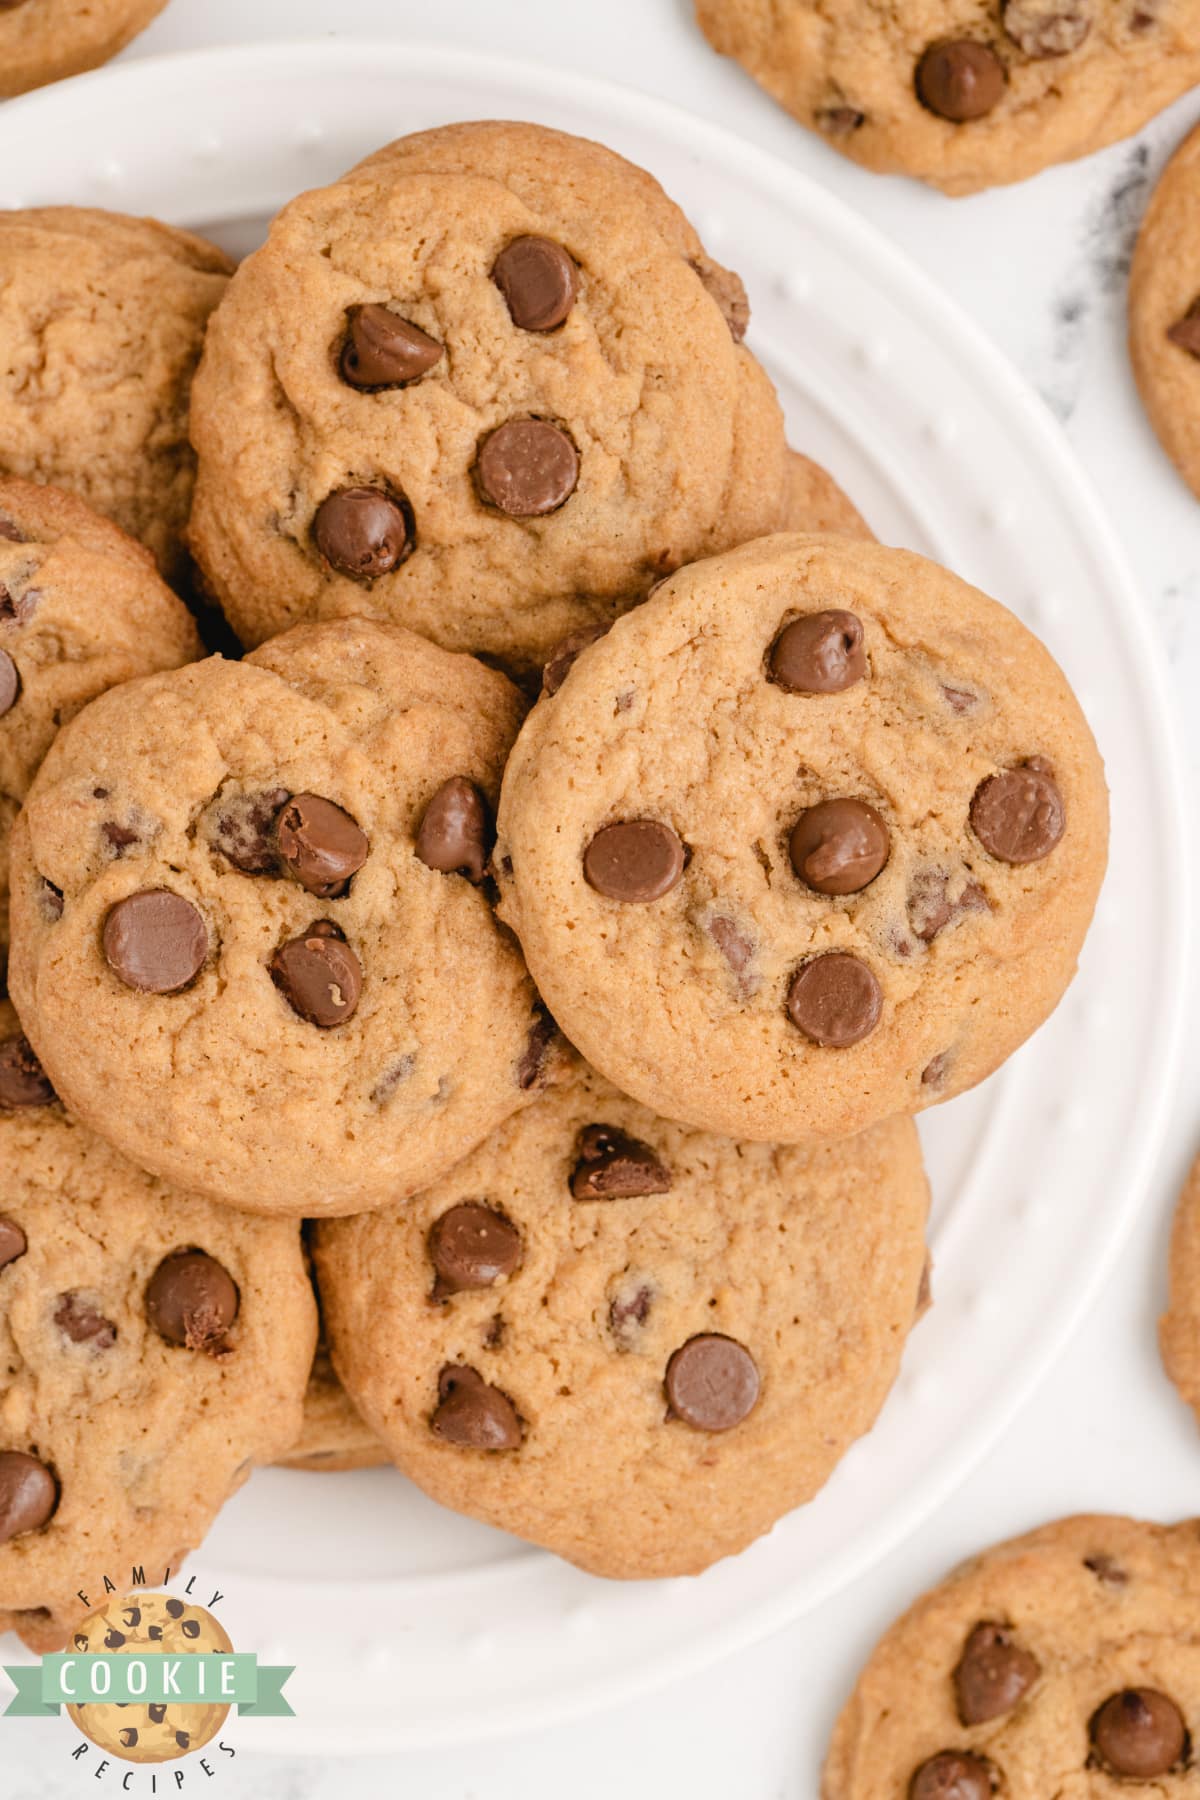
[909,1752,995,1800]
[1090,1688,1187,1779]
[916,40,1006,120]
[790,798,889,895]
[1002,0,1090,56]
[1167,299,1200,359]
[277,794,368,897]
[414,778,490,884]
[571,1124,671,1200]
[769,611,866,694]
[476,420,578,517]
[429,1204,522,1297]
[0,649,18,716]
[208,786,290,875]
[55,1293,116,1350]
[542,623,607,697]
[665,1335,759,1430]
[492,237,577,332]
[970,764,1065,863]
[103,891,208,994]
[314,486,410,580]
[787,954,882,1047]
[689,256,751,342]
[0,1452,57,1545]
[516,1007,557,1090]
[954,1622,1040,1724]
[0,1217,26,1270]
[340,304,442,388]
[583,820,685,903]
[0,1035,55,1108]
[432,1365,522,1449]
[271,930,362,1027]
[146,1250,240,1350]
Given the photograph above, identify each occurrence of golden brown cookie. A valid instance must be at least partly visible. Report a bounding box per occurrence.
[0,208,231,581]
[1159,1150,1200,1425]
[8,618,561,1216]
[276,1338,386,1473]
[315,1056,929,1580]
[0,1002,316,1652]
[0,477,200,977]
[782,450,873,539]
[823,1514,1200,1797]
[0,0,167,97]
[1130,119,1200,504]
[187,120,790,671]
[496,532,1108,1144]
[696,2,1200,197]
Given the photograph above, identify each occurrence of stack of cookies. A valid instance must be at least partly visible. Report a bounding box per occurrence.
[0,119,1110,1651]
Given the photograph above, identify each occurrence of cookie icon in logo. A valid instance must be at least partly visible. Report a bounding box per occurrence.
[66,1591,232,1763]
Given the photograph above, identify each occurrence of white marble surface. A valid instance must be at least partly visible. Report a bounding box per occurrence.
[4,2,1200,1795]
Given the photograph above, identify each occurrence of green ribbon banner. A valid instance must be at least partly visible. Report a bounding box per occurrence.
[3,1653,294,1717]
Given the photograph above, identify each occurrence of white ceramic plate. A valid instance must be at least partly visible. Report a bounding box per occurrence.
[0,42,1188,1753]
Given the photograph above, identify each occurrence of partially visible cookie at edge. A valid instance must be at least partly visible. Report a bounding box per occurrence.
[0,0,168,97]
[1159,1150,1200,1427]
[1131,118,1200,505]
[275,1339,387,1473]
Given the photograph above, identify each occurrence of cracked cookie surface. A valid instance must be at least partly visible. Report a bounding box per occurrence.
[0,207,231,580]
[187,120,790,671]
[8,617,558,1215]
[696,1,1200,196]
[315,1054,929,1579]
[496,533,1108,1143]
[0,1001,315,1651]
[823,1513,1200,1797]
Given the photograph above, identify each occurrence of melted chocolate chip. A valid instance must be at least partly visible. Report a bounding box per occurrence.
[769,611,866,694]
[1167,299,1200,359]
[0,649,18,716]
[909,1752,995,1800]
[970,764,1065,863]
[102,822,140,855]
[103,891,208,994]
[314,486,411,581]
[476,420,579,517]
[0,1035,55,1108]
[609,1276,656,1348]
[492,237,577,332]
[707,914,754,977]
[790,798,889,896]
[1084,1551,1128,1585]
[0,1217,27,1271]
[146,1250,239,1350]
[207,787,290,875]
[55,1292,116,1350]
[921,1051,951,1089]
[431,1365,522,1449]
[516,1007,557,1090]
[571,1124,671,1200]
[1002,0,1091,56]
[271,930,362,1027]
[542,623,608,697]
[277,794,368,897]
[429,1204,522,1296]
[0,583,37,625]
[954,1622,1040,1724]
[583,819,686,903]
[689,256,751,342]
[1090,1688,1187,1779]
[787,954,882,1048]
[414,778,491,884]
[0,1453,57,1544]
[340,304,442,388]
[916,40,1006,121]
[908,870,989,942]
[665,1335,759,1431]
[0,516,24,541]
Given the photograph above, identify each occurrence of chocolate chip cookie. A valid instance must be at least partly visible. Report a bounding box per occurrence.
[0,0,167,97]
[1159,1150,1200,1429]
[0,477,200,979]
[187,120,791,671]
[314,1055,929,1580]
[1130,119,1200,505]
[8,617,559,1216]
[66,1590,232,1761]
[276,1337,386,1472]
[0,1002,316,1652]
[696,2,1200,196]
[0,208,231,581]
[496,533,1108,1144]
[823,1513,1200,1797]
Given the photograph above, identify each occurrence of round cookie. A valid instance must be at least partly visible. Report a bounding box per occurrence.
[823,1514,1200,1796]
[0,477,200,976]
[314,1056,930,1580]
[276,1338,386,1472]
[1130,119,1200,505]
[186,120,790,671]
[496,533,1108,1144]
[0,0,167,98]
[0,208,232,581]
[0,1001,316,1653]
[66,1591,231,1762]
[8,617,560,1216]
[695,1,1200,197]
[1159,1150,1200,1427]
